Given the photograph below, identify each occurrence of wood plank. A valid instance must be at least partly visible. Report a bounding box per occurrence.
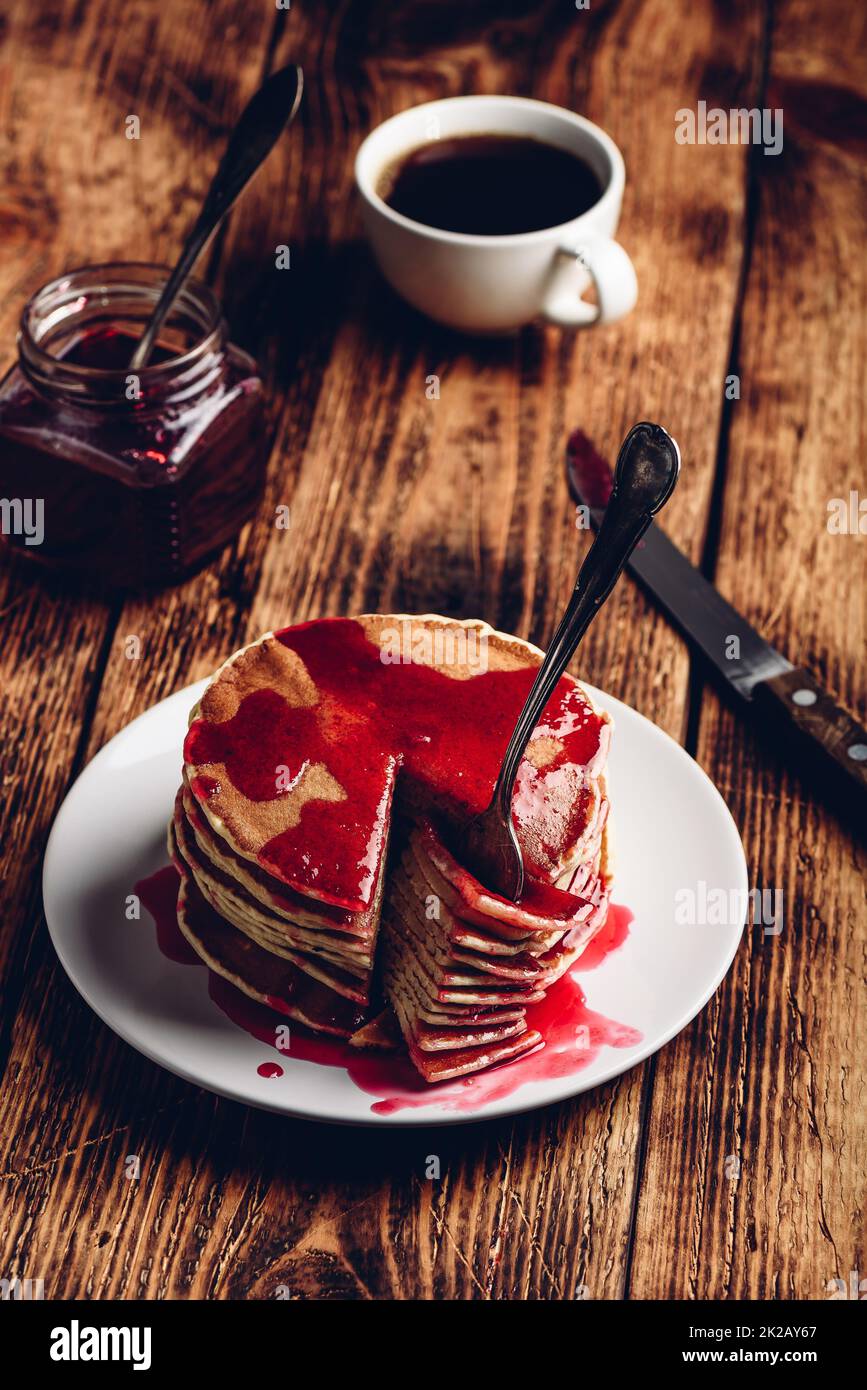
[0,0,281,1293]
[0,0,279,1056]
[629,0,867,1299]
[2,0,763,1299]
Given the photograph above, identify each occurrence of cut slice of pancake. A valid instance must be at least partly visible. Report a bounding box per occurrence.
[169,614,614,1083]
[377,817,611,1082]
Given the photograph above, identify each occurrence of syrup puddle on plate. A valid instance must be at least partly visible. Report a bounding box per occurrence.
[137,865,641,1116]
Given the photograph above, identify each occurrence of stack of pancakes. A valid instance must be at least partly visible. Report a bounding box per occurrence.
[168,788,377,1036]
[169,614,612,1081]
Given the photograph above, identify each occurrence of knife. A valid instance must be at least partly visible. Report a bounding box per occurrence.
[567,429,867,809]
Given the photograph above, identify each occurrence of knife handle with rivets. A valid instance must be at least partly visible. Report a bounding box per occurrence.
[754,667,867,805]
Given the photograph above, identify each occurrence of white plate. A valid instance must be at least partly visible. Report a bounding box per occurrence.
[43,679,748,1127]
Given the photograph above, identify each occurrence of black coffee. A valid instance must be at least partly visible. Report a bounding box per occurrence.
[379,133,604,235]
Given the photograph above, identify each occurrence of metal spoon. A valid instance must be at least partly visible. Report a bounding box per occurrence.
[463,421,681,901]
[129,64,304,372]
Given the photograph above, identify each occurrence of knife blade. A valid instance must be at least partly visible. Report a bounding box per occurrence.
[567,430,867,808]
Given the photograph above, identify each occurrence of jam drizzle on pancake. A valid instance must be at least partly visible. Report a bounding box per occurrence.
[185,617,607,910]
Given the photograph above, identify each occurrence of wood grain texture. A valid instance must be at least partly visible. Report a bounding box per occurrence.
[0,0,862,1301]
[628,0,867,1300]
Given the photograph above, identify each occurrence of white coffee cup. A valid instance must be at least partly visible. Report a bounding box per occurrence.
[355,95,637,334]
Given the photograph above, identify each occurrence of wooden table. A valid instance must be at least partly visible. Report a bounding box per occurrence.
[1,0,864,1301]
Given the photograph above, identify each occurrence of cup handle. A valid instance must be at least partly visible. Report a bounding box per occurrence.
[541,237,638,327]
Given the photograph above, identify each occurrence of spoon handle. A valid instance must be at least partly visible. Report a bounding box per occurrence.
[493,422,681,815]
[129,64,303,372]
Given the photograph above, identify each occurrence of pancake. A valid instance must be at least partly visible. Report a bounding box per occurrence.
[180,776,374,937]
[171,792,379,1004]
[377,817,611,1081]
[169,614,614,1082]
[169,824,368,1038]
[183,615,610,909]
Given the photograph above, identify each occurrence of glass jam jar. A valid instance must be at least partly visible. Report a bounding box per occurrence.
[0,262,267,587]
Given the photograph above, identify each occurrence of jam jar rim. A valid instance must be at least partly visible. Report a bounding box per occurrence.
[18,261,227,407]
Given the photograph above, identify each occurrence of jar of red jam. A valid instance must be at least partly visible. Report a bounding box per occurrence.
[0,262,267,587]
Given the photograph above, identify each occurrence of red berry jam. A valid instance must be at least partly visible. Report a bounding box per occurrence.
[0,262,267,588]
